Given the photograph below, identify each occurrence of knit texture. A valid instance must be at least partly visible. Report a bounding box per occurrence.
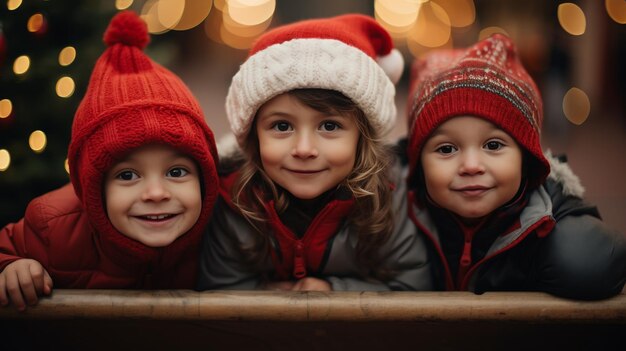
[407,34,550,188]
[67,11,218,259]
[226,14,403,145]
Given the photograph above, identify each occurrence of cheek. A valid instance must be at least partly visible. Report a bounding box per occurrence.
[421,158,450,186]
[327,147,356,167]
[258,141,284,166]
[324,136,358,166]
[104,184,122,214]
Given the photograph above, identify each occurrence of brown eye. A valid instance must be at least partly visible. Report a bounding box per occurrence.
[436,145,456,154]
[273,121,291,132]
[117,170,137,180]
[321,121,339,131]
[485,141,503,150]
[167,168,189,178]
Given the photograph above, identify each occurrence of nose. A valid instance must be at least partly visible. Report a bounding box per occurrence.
[291,132,318,159]
[458,149,485,175]
[141,177,171,202]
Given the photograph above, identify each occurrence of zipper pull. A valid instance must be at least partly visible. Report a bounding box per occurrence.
[293,242,306,279]
[456,239,472,288]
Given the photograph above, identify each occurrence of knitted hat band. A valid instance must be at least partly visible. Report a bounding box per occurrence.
[226,38,397,145]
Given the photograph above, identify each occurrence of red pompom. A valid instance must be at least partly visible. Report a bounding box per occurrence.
[103,11,149,49]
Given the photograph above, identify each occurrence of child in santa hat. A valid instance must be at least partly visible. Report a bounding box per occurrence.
[197,14,432,291]
[405,34,625,299]
[0,11,219,310]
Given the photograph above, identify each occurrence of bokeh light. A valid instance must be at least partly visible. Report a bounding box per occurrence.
[408,1,451,48]
[375,0,420,29]
[13,55,31,75]
[56,76,75,98]
[115,0,134,11]
[558,3,586,36]
[0,149,10,171]
[606,0,626,24]
[141,0,170,34]
[478,26,510,40]
[204,0,275,49]
[59,46,76,66]
[227,0,276,26]
[434,0,475,28]
[27,13,44,33]
[157,0,185,30]
[64,158,70,174]
[0,99,12,118]
[563,87,591,125]
[29,130,47,153]
[7,0,22,11]
[173,0,213,30]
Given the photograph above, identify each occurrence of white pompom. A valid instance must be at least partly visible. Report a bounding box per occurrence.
[216,133,241,161]
[377,48,404,84]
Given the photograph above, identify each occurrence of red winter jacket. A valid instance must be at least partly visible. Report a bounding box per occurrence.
[0,183,202,289]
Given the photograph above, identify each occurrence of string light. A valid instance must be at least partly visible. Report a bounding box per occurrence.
[59,46,76,66]
[0,149,10,172]
[563,87,590,125]
[27,13,44,32]
[0,99,12,118]
[56,76,75,98]
[29,130,47,153]
[13,55,31,75]
[7,0,22,11]
[115,0,134,11]
[605,0,626,24]
[558,3,586,36]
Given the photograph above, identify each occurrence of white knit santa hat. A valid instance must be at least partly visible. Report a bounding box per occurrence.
[226,14,404,145]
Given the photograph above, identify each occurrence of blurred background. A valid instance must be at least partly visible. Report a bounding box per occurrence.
[0,0,624,234]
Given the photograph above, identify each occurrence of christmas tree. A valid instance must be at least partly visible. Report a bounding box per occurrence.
[0,1,116,226]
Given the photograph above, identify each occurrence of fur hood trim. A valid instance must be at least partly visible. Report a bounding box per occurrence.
[545,150,585,198]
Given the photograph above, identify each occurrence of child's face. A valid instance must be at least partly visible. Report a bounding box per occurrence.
[420,116,523,222]
[255,93,360,200]
[104,144,202,247]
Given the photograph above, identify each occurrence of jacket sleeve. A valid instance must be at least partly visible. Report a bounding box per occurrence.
[0,220,27,272]
[325,162,433,291]
[0,195,52,272]
[196,197,266,290]
[533,183,626,300]
[326,212,433,291]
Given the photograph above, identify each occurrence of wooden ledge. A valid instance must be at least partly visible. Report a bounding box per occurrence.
[2,290,625,323]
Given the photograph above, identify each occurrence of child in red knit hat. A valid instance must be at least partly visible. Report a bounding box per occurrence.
[405,34,625,299]
[197,14,432,292]
[0,11,219,310]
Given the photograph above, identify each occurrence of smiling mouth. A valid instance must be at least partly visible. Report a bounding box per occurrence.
[454,187,491,196]
[286,169,324,174]
[136,214,177,221]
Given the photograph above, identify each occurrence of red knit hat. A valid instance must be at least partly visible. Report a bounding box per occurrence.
[68,11,218,251]
[226,14,404,145]
[407,34,549,188]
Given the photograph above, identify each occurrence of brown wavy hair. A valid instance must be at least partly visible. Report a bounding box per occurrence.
[231,89,395,280]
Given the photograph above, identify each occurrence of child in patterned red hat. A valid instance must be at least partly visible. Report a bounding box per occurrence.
[0,11,219,310]
[197,14,432,292]
[406,34,625,299]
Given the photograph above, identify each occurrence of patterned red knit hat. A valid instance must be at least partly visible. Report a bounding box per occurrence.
[68,11,218,250]
[226,14,404,145]
[407,34,549,188]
